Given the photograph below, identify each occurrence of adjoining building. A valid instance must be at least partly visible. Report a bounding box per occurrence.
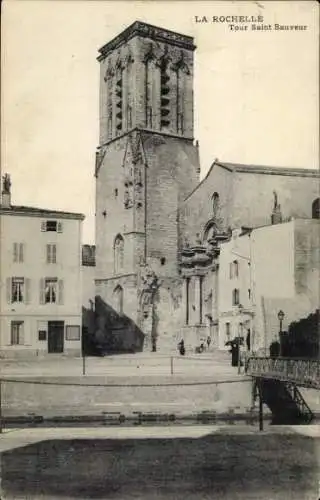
[0,175,85,358]
[94,21,320,353]
[218,217,320,354]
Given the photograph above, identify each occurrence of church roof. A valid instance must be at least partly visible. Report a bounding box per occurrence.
[0,204,85,220]
[183,159,319,202]
[215,161,320,178]
[98,20,196,60]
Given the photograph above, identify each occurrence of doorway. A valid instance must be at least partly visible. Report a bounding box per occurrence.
[48,321,64,353]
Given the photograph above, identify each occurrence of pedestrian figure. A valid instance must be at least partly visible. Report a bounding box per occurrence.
[206,336,211,351]
[178,339,185,356]
[246,329,251,351]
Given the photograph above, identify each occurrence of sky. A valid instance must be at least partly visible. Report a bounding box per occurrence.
[1,1,319,244]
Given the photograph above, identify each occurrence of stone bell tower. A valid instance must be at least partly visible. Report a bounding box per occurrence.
[95,21,200,350]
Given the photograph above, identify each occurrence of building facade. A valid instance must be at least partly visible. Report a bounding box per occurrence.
[94,21,320,353]
[0,176,85,358]
[218,218,320,353]
[95,21,200,351]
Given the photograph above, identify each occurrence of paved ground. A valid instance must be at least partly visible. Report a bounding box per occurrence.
[1,353,255,418]
[0,352,238,377]
[1,426,319,499]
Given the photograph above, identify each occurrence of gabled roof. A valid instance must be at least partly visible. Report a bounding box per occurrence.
[0,204,85,220]
[182,159,319,203]
[215,161,320,178]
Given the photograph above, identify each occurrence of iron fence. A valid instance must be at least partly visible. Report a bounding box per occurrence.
[246,357,320,390]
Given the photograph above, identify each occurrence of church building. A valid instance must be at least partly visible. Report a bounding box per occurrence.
[94,21,319,354]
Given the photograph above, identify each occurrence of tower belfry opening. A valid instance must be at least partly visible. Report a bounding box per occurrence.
[160,58,171,130]
[115,68,123,133]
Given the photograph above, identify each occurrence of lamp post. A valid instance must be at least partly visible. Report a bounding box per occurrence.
[277,310,285,357]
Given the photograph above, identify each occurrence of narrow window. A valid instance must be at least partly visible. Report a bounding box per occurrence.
[113,285,124,315]
[47,244,57,264]
[234,260,239,278]
[13,243,24,263]
[115,68,123,133]
[232,288,240,306]
[127,105,132,129]
[229,263,233,279]
[186,278,190,325]
[11,277,24,303]
[225,322,231,339]
[11,321,24,345]
[145,60,153,127]
[114,235,124,274]
[160,59,170,130]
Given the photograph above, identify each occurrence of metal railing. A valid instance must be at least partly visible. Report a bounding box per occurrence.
[246,357,320,390]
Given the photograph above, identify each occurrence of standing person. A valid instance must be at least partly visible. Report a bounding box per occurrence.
[246,329,251,351]
[178,339,185,356]
[206,336,211,351]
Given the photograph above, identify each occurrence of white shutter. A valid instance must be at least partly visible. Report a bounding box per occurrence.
[6,277,12,303]
[40,278,45,304]
[57,222,63,233]
[13,243,18,263]
[58,279,64,304]
[19,243,24,263]
[41,221,46,232]
[19,322,25,345]
[53,244,57,263]
[46,244,50,264]
[25,278,31,304]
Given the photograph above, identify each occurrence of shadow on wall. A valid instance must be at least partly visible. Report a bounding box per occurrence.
[82,296,145,356]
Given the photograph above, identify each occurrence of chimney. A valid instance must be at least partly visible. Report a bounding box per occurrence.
[1,173,11,207]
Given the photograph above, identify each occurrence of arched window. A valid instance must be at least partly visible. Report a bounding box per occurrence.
[114,234,124,274]
[113,285,124,314]
[312,198,320,219]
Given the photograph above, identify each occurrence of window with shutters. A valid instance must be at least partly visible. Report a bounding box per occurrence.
[40,278,63,304]
[13,243,24,263]
[41,220,63,232]
[46,244,57,264]
[11,321,24,345]
[44,278,57,303]
[11,277,24,303]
